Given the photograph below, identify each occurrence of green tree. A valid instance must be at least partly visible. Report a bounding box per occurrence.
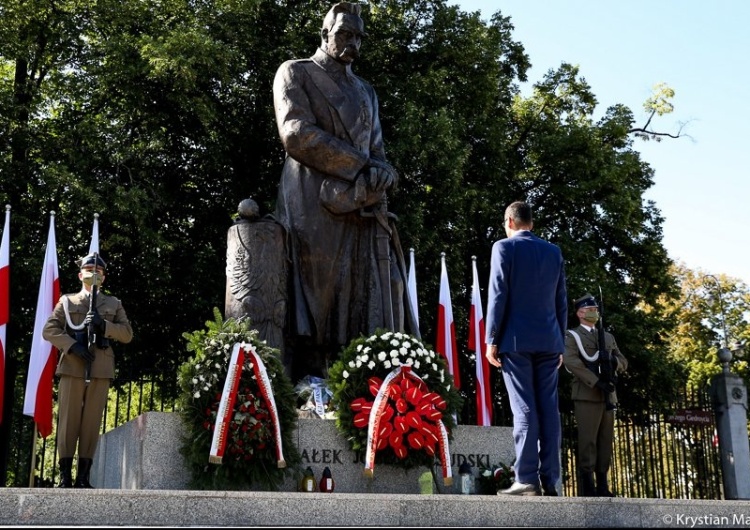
[0,0,686,466]
[661,263,750,388]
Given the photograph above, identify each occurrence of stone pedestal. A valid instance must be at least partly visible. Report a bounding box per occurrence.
[710,371,750,499]
[92,412,514,494]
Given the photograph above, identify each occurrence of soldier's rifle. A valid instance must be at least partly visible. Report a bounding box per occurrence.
[597,286,617,411]
[85,253,100,386]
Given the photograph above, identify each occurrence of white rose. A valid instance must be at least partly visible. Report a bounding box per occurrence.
[378,352,387,362]
[414,360,420,369]
[363,346,371,353]
[392,358,401,366]
[192,378,198,385]
[390,350,399,358]
[399,347,407,356]
[390,339,400,347]
[349,361,356,368]
[193,391,201,399]
[384,360,392,369]
[343,370,350,379]
[403,341,411,349]
[367,361,375,370]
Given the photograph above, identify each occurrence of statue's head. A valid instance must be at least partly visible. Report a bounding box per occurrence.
[321,2,367,64]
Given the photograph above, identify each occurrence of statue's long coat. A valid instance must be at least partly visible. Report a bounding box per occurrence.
[273,48,416,346]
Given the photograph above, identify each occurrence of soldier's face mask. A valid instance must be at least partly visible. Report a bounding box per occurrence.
[582,310,599,325]
[80,268,104,288]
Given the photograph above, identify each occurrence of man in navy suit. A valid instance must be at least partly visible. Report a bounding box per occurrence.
[485,201,568,496]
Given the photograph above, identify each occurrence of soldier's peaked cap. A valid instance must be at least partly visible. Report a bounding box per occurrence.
[574,293,598,311]
[77,253,107,270]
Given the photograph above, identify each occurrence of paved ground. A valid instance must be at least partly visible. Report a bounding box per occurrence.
[2,488,749,527]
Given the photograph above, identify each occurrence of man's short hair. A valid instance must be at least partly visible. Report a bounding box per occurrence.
[505,201,533,228]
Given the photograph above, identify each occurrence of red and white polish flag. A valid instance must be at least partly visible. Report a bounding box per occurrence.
[0,205,10,425]
[436,252,460,389]
[23,211,60,438]
[469,257,492,426]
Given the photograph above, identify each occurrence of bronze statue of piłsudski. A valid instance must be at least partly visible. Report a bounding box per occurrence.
[270,2,418,380]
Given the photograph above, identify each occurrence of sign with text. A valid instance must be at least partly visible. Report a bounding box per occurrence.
[666,409,713,426]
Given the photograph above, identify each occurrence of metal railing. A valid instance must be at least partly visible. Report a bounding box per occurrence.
[2,374,725,498]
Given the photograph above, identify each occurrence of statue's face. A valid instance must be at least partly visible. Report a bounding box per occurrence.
[324,13,365,64]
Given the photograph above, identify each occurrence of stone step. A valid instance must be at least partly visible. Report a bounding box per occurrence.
[1,488,748,527]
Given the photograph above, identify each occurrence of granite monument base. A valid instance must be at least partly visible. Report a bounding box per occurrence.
[92,411,515,494]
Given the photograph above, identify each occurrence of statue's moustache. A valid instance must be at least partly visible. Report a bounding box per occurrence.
[339,46,360,61]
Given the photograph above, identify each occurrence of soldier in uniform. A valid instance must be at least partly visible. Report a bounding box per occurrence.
[43,253,133,488]
[563,293,628,497]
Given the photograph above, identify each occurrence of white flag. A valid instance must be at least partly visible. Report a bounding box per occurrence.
[407,248,419,332]
[88,213,100,254]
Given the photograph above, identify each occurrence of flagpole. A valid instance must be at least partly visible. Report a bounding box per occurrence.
[28,426,38,487]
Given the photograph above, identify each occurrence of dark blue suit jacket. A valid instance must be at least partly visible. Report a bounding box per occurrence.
[484,230,567,353]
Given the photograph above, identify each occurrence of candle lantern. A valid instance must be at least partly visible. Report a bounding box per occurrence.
[300,466,317,492]
[319,466,335,493]
[459,462,475,495]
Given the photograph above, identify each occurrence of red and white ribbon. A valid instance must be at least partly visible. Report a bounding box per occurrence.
[243,342,286,468]
[209,343,245,464]
[364,365,452,485]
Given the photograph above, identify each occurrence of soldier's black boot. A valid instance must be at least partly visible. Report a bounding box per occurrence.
[57,457,74,488]
[595,471,615,497]
[579,471,597,497]
[74,458,94,488]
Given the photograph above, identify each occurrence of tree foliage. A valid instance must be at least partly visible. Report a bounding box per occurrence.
[0,0,684,431]
[659,264,750,388]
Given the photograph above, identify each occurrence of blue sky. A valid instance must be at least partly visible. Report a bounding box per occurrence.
[451,0,750,286]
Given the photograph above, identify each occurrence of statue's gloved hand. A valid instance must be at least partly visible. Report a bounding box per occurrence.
[69,342,95,363]
[365,159,398,191]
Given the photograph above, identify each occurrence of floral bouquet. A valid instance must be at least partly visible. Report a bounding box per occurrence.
[328,329,463,475]
[476,460,516,494]
[177,308,301,491]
